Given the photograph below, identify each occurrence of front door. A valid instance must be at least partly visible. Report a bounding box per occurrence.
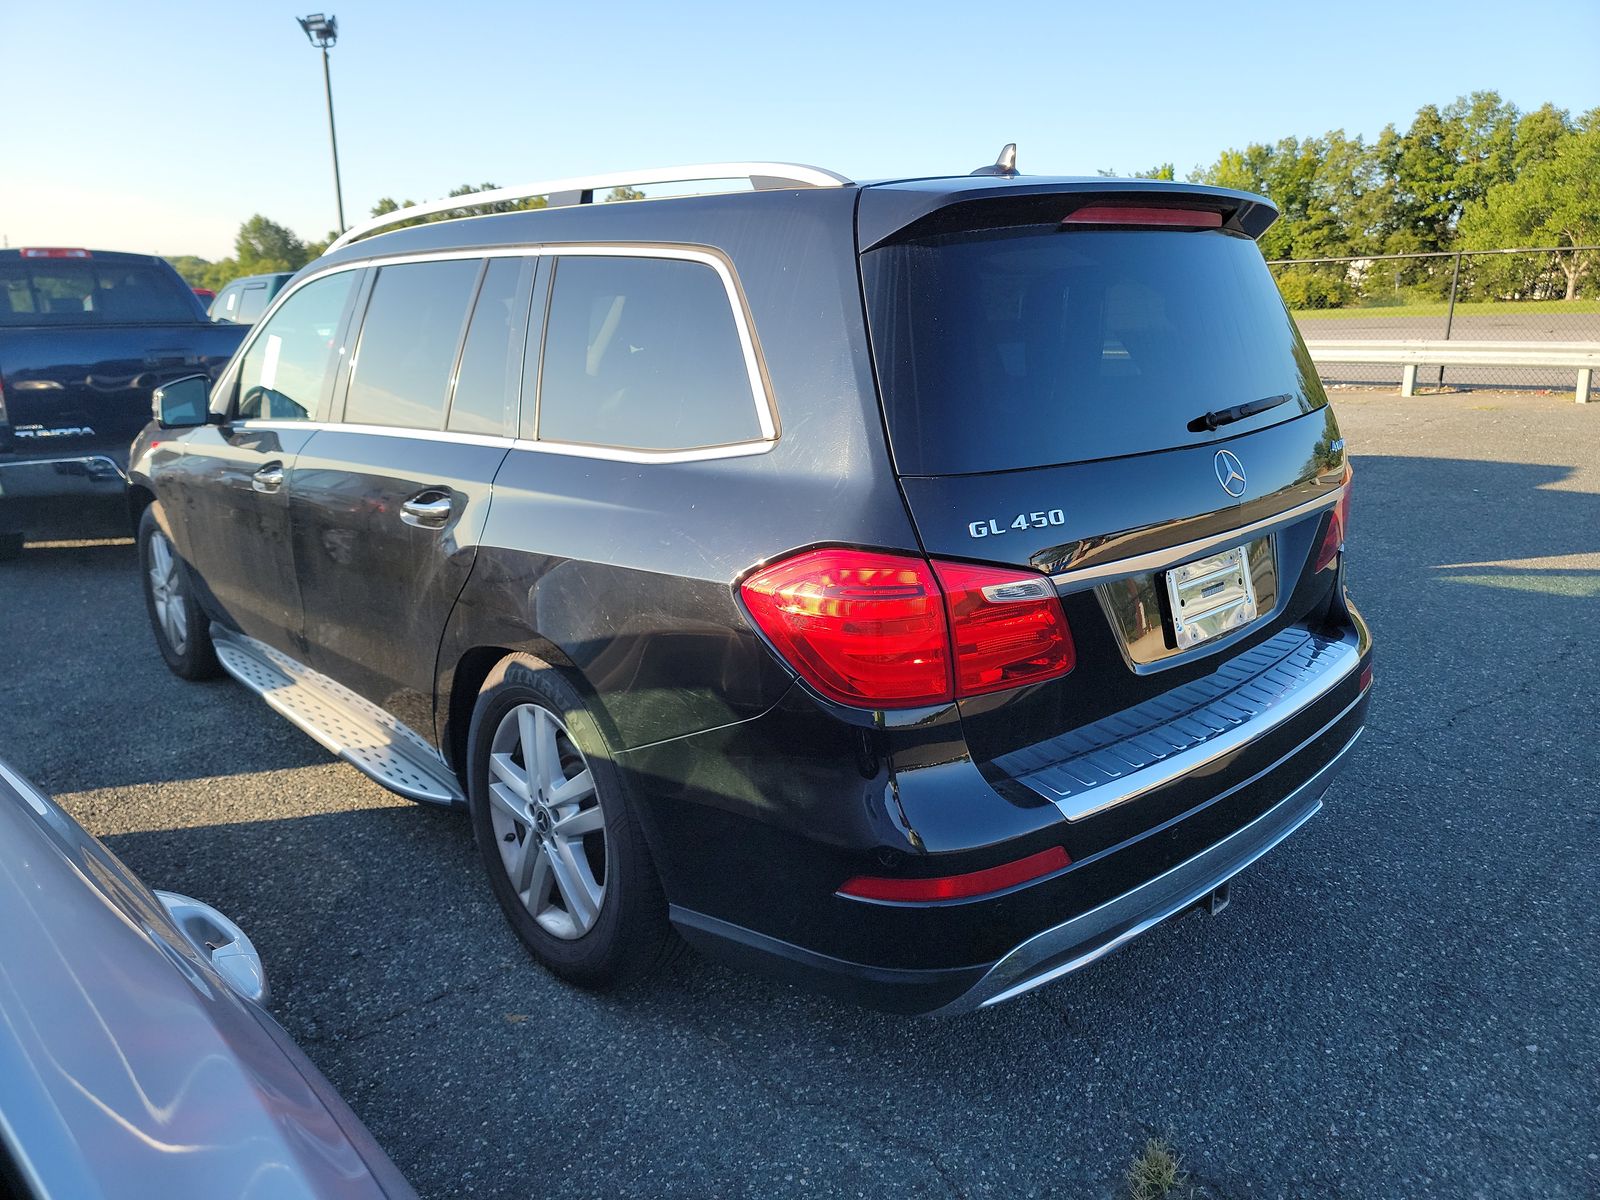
[159,268,361,653]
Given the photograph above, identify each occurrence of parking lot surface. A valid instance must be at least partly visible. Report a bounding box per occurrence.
[2,391,1596,1198]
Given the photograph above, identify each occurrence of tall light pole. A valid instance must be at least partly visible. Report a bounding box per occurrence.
[297,13,346,234]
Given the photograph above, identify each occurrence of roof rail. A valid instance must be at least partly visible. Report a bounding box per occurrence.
[326,162,853,253]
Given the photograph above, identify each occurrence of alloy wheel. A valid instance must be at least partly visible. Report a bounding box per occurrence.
[486,703,608,940]
[147,530,189,655]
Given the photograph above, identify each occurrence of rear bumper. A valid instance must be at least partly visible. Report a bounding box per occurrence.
[929,720,1356,1014]
[668,696,1364,1014]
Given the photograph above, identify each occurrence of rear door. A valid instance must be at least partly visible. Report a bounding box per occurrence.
[859,202,1349,763]
[289,254,531,735]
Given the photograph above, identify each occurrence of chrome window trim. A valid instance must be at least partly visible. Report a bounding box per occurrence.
[218,245,779,463]
[227,420,508,448]
[218,421,776,464]
[508,436,775,465]
[1051,483,1347,594]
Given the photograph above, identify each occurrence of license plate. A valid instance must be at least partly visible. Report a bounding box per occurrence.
[1165,544,1259,650]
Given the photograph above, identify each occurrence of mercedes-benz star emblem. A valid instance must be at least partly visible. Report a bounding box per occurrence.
[1214,449,1247,498]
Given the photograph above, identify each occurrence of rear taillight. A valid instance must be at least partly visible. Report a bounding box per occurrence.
[1314,480,1352,573]
[19,247,91,258]
[932,559,1076,697]
[739,548,1074,709]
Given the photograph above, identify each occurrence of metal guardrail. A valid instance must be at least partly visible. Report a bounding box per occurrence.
[1304,340,1599,403]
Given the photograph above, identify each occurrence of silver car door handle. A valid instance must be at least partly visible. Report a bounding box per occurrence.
[251,463,284,493]
[400,491,453,529]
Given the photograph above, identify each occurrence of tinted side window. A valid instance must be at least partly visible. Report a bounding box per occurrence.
[237,271,357,421]
[448,257,531,436]
[344,259,481,431]
[235,282,271,324]
[537,256,761,451]
[212,284,240,321]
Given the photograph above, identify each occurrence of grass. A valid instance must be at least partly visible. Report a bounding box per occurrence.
[1124,1138,1189,1200]
[1290,297,1600,322]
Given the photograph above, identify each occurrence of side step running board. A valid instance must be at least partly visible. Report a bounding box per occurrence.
[212,629,464,806]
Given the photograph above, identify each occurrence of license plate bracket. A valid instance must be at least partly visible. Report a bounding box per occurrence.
[1165,543,1260,650]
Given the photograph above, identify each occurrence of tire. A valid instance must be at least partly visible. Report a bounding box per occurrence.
[0,533,23,561]
[138,504,220,680]
[466,654,675,988]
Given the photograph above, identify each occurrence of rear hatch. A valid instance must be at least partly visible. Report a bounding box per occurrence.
[858,182,1350,831]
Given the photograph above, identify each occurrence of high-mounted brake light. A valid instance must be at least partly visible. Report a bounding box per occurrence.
[20,247,91,258]
[1062,206,1222,229]
[839,845,1071,902]
[739,548,1074,709]
[1314,478,1352,573]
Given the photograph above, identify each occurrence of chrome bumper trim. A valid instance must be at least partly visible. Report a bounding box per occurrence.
[933,721,1363,1015]
[1050,484,1344,593]
[1000,626,1361,822]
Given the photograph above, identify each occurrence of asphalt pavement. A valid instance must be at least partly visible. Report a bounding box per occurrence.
[1,391,1596,1199]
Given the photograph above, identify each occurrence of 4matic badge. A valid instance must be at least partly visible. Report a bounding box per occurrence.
[967,508,1066,539]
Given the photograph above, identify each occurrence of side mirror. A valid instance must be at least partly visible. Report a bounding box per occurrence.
[152,374,214,429]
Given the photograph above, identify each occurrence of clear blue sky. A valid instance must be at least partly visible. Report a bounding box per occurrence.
[2,0,1594,260]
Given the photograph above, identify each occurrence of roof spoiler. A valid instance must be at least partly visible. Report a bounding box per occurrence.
[856,178,1278,250]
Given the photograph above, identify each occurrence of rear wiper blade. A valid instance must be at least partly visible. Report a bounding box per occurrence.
[1189,392,1297,433]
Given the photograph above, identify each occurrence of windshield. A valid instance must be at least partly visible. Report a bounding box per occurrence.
[862,226,1327,475]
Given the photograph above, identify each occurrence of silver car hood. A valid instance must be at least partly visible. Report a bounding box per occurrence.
[0,764,413,1200]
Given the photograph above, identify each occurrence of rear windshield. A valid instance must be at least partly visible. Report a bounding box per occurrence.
[862,226,1326,475]
[0,260,198,326]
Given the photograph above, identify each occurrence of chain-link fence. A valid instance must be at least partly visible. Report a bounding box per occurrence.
[1269,246,1600,391]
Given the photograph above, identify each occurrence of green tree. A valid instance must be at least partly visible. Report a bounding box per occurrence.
[164,255,215,288]
[1095,164,1175,179]
[234,215,310,274]
[1513,104,1574,173]
[1459,123,1600,299]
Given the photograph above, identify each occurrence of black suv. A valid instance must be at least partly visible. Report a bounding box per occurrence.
[130,158,1371,1014]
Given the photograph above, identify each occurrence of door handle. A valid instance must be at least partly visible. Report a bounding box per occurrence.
[251,463,284,493]
[400,490,453,529]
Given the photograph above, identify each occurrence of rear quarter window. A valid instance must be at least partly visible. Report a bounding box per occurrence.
[0,260,197,325]
[862,226,1327,474]
[535,255,763,452]
[234,282,272,324]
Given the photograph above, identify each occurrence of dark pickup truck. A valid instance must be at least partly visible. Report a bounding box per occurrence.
[0,248,249,555]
